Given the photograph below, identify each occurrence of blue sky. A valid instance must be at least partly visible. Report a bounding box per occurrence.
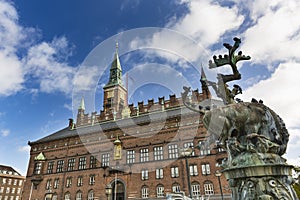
[1,0,300,175]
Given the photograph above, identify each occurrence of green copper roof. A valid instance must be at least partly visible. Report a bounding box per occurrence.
[34,152,46,161]
[105,43,123,87]
[79,96,85,110]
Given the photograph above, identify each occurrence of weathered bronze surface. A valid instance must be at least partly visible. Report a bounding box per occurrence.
[183,38,298,200]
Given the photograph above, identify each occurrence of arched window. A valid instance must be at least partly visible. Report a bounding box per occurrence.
[76,191,83,200]
[172,183,180,193]
[64,192,71,200]
[141,186,149,199]
[156,184,164,198]
[88,190,94,200]
[191,182,201,198]
[203,181,214,195]
[44,194,52,200]
[52,193,57,200]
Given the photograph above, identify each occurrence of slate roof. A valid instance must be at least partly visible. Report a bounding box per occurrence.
[0,165,21,176]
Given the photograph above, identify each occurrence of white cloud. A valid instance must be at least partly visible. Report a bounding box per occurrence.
[0,0,77,97]
[1,129,10,137]
[241,0,300,66]
[24,37,76,95]
[169,0,244,47]
[18,145,30,153]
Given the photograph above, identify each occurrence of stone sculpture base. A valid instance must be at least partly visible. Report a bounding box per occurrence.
[223,164,298,200]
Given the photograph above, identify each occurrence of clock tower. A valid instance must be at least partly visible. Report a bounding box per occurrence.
[103,43,128,115]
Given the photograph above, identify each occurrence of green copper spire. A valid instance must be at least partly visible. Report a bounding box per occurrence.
[34,152,46,161]
[78,96,85,110]
[105,42,123,87]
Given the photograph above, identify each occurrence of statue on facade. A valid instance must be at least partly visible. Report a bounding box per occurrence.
[182,37,297,200]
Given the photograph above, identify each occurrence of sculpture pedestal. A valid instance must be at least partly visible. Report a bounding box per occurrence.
[223,164,297,200]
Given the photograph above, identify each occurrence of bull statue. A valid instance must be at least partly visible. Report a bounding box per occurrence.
[182,38,297,200]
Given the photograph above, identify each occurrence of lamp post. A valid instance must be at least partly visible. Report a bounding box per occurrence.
[106,184,112,200]
[215,170,224,200]
[180,147,193,198]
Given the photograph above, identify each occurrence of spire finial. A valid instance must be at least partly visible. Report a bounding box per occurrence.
[116,41,119,54]
[79,96,85,110]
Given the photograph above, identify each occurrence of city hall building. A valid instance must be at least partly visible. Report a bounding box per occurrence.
[23,46,231,200]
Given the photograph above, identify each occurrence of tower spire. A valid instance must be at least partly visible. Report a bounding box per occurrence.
[78,96,85,110]
[105,42,123,87]
[200,65,211,99]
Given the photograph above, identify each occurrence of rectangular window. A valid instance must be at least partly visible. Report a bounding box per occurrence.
[141,187,149,199]
[156,168,163,179]
[47,161,54,174]
[17,188,21,194]
[54,178,59,189]
[0,187,3,193]
[11,188,15,194]
[154,146,163,161]
[66,177,72,188]
[18,180,22,186]
[140,148,149,162]
[78,157,87,170]
[156,186,164,197]
[7,179,11,185]
[46,179,52,190]
[168,144,178,159]
[198,141,211,156]
[127,150,135,164]
[171,167,179,178]
[77,176,83,187]
[141,169,148,180]
[90,156,97,168]
[189,165,198,176]
[56,160,64,173]
[89,175,95,185]
[34,162,42,174]
[184,142,195,156]
[204,183,214,195]
[13,180,17,186]
[101,153,110,167]
[201,163,211,175]
[67,158,76,171]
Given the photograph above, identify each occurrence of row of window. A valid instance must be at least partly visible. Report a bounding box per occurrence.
[0,187,21,194]
[45,190,95,200]
[141,182,214,199]
[34,142,213,175]
[0,196,20,200]
[0,178,22,186]
[141,163,210,180]
[45,175,95,190]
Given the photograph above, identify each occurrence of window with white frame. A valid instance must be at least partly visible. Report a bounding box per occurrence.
[5,188,9,193]
[78,157,87,170]
[201,163,210,175]
[45,179,51,190]
[11,188,15,194]
[184,142,195,156]
[90,156,97,168]
[18,180,22,186]
[76,191,83,200]
[172,184,180,193]
[34,162,42,174]
[89,174,95,185]
[156,185,164,197]
[191,182,201,197]
[54,178,59,189]
[77,176,83,187]
[13,180,17,186]
[189,165,198,176]
[67,158,75,171]
[7,179,11,185]
[127,150,135,164]
[198,141,211,155]
[88,190,94,200]
[64,192,71,200]
[140,148,149,162]
[101,153,110,167]
[141,169,148,180]
[141,186,149,198]
[47,161,54,174]
[57,160,64,173]
[171,166,179,178]
[17,188,21,194]
[0,186,3,193]
[156,168,163,179]
[168,144,178,159]
[66,177,72,188]
[154,146,163,161]
[204,182,214,195]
